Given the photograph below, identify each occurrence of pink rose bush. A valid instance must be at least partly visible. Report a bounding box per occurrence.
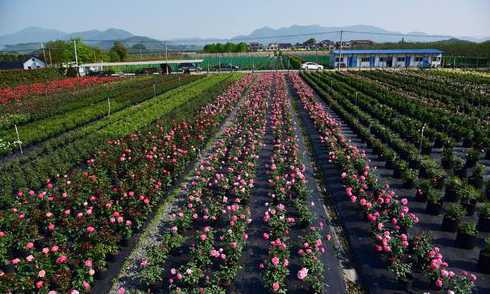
[289,72,475,293]
[139,74,269,291]
[0,75,253,292]
[0,76,116,105]
[262,74,326,293]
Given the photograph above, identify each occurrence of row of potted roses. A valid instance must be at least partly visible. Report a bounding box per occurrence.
[164,74,270,292]
[307,72,487,219]
[0,76,117,105]
[262,73,325,293]
[0,75,229,199]
[0,74,251,292]
[289,72,476,293]
[360,70,490,114]
[333,71,490,155]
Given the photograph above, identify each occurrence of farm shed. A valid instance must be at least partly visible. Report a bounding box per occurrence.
[330,49,443,69]
[0,56,46,70]
[23,56,46,69]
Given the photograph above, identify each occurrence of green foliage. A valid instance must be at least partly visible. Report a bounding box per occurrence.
[109,41,128,61]
[0,68,62,88]
[458,222,478,236]
[203,42,250,53]
[445,203,466,221]
[45,39,107,64]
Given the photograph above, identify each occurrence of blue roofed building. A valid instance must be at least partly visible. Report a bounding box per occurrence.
[330,49,443,69]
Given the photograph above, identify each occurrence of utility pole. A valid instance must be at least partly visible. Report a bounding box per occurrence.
[73,40,79,76]
[165,42,169,75]
[338,30,343,71]
[41,43,47,67]
[48,48,53,66]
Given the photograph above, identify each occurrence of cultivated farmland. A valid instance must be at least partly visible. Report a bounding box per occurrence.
[0,69,489,294]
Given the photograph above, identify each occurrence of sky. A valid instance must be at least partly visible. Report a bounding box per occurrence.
[0,0,489,39]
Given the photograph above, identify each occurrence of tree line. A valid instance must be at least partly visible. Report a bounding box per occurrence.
[203,42,249,53]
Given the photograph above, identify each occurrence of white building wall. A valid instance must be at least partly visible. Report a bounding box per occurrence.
[23,57,46,70]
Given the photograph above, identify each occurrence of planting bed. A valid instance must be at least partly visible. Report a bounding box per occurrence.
[0,69,488,293]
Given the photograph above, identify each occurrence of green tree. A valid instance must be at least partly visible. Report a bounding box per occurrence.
[110,41,128,61]
[304,38,317,47]
[131,43,146,50]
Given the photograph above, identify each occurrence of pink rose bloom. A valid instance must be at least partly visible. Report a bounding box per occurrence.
[118,288,126,294]
[35,280,44,289]
[435,278,443,288]
[87,226,96,233]
[56,255,68,264]
[38,270,46,278]
[84,259,93,268]
[42,247,50,255]
[272,282,280,292]
[297,267,309,280]
[11,258,21,265]
[83,281,91,290]
[26,255,34,262]
[25,242,34,249]
[271,256,280,266]
[51,245,59,252]
[200,234,207,241]
[48,223,55,231]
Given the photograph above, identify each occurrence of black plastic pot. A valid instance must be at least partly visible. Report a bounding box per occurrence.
[119,238,130,247]
[478,252,490,274]
[441,158,453,170]
[462,200,476,216]
[455,232,478,249]
[478,216,490,232]
[106,253,116,263]
[95,269,108,280]
[486,149,490,160]
[445,187,460,202]
[415,190,426,202]
[393,168,402,179]
[426,201,443,215]
[409,159,421,170]
[403,178,415,189]
[441,216,459,232]
[463,137,473,148]
[2,264,15,273]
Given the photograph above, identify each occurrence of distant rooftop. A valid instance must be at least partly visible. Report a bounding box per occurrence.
[332,49,444,55]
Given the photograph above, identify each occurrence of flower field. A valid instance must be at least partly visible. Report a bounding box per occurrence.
[0,69,489,293]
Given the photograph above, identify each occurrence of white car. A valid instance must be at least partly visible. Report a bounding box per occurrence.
[301,62,324,70]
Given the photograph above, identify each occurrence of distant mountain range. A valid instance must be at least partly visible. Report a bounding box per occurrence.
[1,25,488,52]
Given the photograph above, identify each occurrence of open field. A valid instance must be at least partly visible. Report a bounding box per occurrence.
[0,69,489,293]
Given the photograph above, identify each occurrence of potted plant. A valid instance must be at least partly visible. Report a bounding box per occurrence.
[469,163,484,189]
[401,168,417,189]
[478,237,490,274]
[415,180,431,202]
[426,189,443,215]
[478,203,490,232]
[409,232,432,272]
[465,148,480,168]
[453,157,467,178]
[459,185,480,216]
[455,222,478,249]
[393,160,408,179]
[445,176,463,202]
[486,180,490,200]
[441,203,466,232]
[389,258,413,288]
[441,145,455,170]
